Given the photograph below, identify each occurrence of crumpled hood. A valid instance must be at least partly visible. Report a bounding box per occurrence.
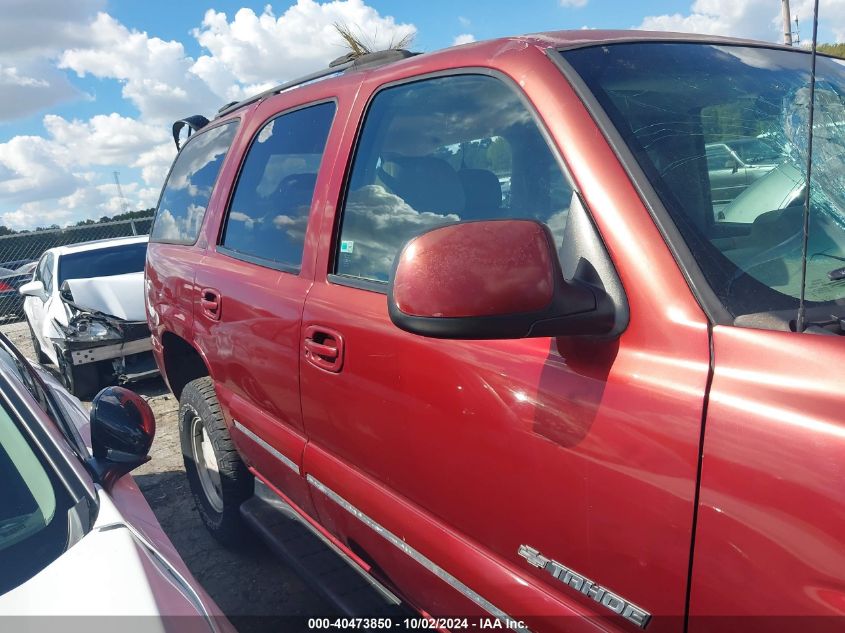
[63,271,146,321]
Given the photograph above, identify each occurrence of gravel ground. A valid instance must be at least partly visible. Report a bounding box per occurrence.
[1,320,331,633]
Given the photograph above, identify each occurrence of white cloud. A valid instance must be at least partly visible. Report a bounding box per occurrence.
[639,0,845,43]
[133,142,177,189]
[0,0,103,57]
[43,113,169,167]
[791,0,845,43]
[59,12,220,122]
[458,16,471,28]
[453,33,476,46]
[0,135,80,204]
[0,63,79,121]
[0,0,416,229]
[0,0,101,122]
[0,112,174,228]
[191,1,416,100]
[560,0,588,7]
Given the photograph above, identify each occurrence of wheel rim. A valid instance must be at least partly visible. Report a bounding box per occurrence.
[189,411,224,513]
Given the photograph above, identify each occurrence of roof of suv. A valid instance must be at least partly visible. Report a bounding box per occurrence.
[207,29,794,124]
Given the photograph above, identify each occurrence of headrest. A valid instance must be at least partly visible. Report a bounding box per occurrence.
[277,172,318,212]
[381,156,465,215]
[458,169,502,216]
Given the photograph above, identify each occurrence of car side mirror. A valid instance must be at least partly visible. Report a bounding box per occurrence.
[388,219,614,339]
[19,280,45,300]
[88,386,156,490]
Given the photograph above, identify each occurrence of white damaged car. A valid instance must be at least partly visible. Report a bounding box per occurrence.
[20,236,157,399]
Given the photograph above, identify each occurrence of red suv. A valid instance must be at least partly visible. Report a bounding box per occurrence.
[146,31,845,631]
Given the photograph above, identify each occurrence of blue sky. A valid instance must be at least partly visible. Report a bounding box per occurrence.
[0,0,842,229]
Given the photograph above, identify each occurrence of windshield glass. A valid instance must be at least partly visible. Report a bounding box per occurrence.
[57,241,147,286]
[0,401,73,595]
[562,43,845,319]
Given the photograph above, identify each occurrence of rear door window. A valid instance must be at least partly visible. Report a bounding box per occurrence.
[151,122,238,245]
[335,74,574,284]
[220,101,336,271]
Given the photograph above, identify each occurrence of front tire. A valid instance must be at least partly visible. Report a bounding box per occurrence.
[56,347,99,399]
[180,376,252,546]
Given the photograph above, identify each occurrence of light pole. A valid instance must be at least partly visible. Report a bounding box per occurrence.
[782,0,794,45]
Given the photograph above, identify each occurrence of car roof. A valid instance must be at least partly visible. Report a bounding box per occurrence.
[518,29,792,50]
[47,235,149,258]
[210,29,798,125]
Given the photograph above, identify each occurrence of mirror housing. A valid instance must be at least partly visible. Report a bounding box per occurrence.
[388,219,615,339]
[88,386,156,490]
[19,280,45,299]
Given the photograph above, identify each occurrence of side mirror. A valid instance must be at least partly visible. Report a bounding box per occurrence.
[388,219,614,339]
[19,280,45,299]
[88,386,156,490]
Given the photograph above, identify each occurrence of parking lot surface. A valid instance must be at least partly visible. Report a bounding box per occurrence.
[1,320,331,633]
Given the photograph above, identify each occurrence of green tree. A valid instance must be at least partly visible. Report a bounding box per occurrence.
[819,43,845,59]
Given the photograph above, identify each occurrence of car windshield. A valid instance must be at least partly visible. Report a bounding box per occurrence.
[0,400,74,595]
[562,43,845,320]
[57,241,147,286]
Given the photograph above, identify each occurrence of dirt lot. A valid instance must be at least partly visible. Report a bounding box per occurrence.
[1,320,331,632]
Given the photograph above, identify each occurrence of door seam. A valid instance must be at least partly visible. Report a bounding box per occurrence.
[683,322,716,633]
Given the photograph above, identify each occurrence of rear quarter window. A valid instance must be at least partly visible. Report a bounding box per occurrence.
[151,121,238,245]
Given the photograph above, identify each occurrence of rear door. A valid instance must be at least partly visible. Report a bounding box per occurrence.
[300,60,710,631]
[193,97,338,511]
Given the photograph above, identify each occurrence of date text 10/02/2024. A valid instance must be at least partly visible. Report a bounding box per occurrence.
[307,618,529,629]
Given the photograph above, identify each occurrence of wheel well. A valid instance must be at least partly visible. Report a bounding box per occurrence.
[162,332,209,399]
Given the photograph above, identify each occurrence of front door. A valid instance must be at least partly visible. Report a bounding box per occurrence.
[300,67,710,631]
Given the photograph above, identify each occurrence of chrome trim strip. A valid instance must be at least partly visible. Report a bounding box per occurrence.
[306,475,525,629]
[253,480,402,606]
[233,420,300,475]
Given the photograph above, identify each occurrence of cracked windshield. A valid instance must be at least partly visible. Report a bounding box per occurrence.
[564,43,845,320]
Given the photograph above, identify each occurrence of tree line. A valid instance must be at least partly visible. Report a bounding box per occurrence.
[0,208,156,237]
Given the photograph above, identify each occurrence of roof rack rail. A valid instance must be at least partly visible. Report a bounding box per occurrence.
[214,49,419,119]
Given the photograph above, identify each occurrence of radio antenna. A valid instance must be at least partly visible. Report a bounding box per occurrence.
[795,0,820,333]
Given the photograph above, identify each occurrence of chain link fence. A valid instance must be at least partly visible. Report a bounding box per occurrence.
[0,217,153,323]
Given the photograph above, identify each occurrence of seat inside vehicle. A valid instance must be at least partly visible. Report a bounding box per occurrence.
[378,155,466,215]
[458,168,503,217]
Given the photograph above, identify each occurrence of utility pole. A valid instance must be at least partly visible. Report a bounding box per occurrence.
[113,171,137,234]
[112,171,130,216]
[782,0,794,45]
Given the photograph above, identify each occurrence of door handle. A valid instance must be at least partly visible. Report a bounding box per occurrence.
[303,325,344,373]
[201,288,221,320]
[304,338,338,360]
